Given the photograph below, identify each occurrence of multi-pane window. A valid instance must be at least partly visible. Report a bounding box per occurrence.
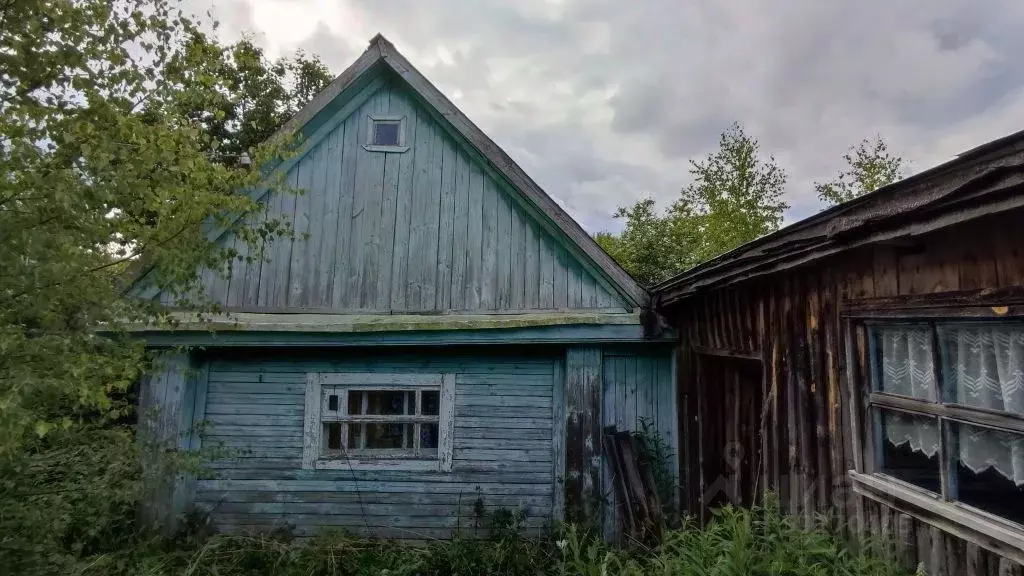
[321,387,440,457]
[867,321,1024,525]
[302,373,454,471]
[363,115,408,152]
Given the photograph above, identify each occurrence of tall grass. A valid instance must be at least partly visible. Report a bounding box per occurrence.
[76,497,914,576]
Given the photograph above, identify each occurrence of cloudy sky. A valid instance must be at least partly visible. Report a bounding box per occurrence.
[193,0,1024,233]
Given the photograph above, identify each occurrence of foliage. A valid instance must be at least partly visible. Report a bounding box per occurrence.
[559,498,913,576]
[816,136,907,208]
[69,499,912,576]
[632,418,679,522]
[164,31,332,164]
[0,0,329,571]
[597,123,788,286]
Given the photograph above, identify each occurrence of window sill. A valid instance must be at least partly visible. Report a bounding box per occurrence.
[362,145,409,153]
[314,458,440,472]
[849,470,1024,564]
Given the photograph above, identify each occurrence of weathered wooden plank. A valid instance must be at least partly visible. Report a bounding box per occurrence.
[495,191,513,309]
[458,394,551,408]
[202,501,550,518]
[206,393,303,405]
[455,438,552,450]
[356,89,390,309]
[551,356,566,523]
[995,220,1024,288]
[872,245,899,298]
[959,226,1000,291]
[554,247,569,309]
[224,230,250,307]
[312,125,343,306]
[242,201,269,307]
[434,135,459,310]
[198,479,553,495]
[524,220,539,309]
[287,147,314,306]
[459,427,552,441]
[539,234,555,308]
[385,89,418,310]
[480,177,499,309]
[601,356,619,541]
[331,107,361,308]
[463,160,485,310]
[196,490,553,507]
[510,207,525,309]
[449,150,471,310]
[564,347,602,528]
[206,426,304,437]
[453,405,550,419]
[567,263,583,308]
[409,113,444,310]
[206,404,304,416]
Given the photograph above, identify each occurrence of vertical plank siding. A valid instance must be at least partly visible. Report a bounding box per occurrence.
[195,348,558,539]
[600,349,678,538]
[668,213,1024,569]
[175,81,627,313]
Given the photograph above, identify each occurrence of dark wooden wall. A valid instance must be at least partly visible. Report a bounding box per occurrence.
[669,212,1024,575]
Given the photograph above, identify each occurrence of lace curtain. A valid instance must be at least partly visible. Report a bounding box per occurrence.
[879,325,1024,487]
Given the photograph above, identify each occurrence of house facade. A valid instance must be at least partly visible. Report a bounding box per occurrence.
[653,132,1024,573]
[130,35,676,540]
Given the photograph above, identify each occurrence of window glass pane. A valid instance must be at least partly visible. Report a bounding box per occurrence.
[349,390,415,416]
[421,423,439,449]
[939,324,1024,415]
[328,394,339,412]
[874,326,937,400]
[373,121,400,146]
[877,409,941,492]
[365,423,412,449]
[325,422,342,450]
[347,424,360,450]
[951,422,1024,524]
[422,390,440,416]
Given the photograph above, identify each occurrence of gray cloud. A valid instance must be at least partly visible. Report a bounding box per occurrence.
[195,0,1024,232]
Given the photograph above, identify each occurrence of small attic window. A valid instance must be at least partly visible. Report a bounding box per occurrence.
[364,115,409,153]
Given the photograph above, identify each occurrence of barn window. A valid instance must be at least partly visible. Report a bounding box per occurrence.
[302,373,454,471]
[861,320,1024,526]
[363,115,408,152]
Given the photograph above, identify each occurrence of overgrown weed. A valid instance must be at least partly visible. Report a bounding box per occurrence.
[65,497,914,576]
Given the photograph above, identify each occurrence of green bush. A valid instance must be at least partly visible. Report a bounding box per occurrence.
[63,498,914,576]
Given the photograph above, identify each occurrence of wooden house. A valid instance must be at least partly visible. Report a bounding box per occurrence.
[128,35,677,540]
[653,130,1024,573]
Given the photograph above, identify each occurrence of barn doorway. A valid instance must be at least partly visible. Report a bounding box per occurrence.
[697,354,764,512]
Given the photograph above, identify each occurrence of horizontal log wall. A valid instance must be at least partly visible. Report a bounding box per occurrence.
[671,212,1024,574]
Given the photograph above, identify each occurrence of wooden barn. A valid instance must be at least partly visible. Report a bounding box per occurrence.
[653,130,1024,573]
[128,35,677,540]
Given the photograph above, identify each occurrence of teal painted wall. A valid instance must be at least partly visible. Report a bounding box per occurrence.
[194,348,558,539]
[600,349,678,541]
[162,79,627,313]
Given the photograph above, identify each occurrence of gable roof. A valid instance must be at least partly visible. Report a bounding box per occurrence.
[653,128,1024,306]
[130,35,647,309]
[274,34,647,306]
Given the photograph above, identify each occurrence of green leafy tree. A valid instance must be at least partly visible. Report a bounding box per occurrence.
[0,1,330,571]
[815,136,906,207]
[598,123,788,285]
[165,32,332,163]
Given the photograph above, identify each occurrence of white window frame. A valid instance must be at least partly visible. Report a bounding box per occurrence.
[362,114,409,153]
[842,306,1024,564]
[302,372,455,472]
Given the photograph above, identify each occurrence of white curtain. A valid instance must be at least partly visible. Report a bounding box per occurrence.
[879,328,940,458]
[945,326,1024,486]
[879,325,1024,487]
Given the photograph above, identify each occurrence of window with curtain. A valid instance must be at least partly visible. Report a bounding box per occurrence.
[868,321,1024,525]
